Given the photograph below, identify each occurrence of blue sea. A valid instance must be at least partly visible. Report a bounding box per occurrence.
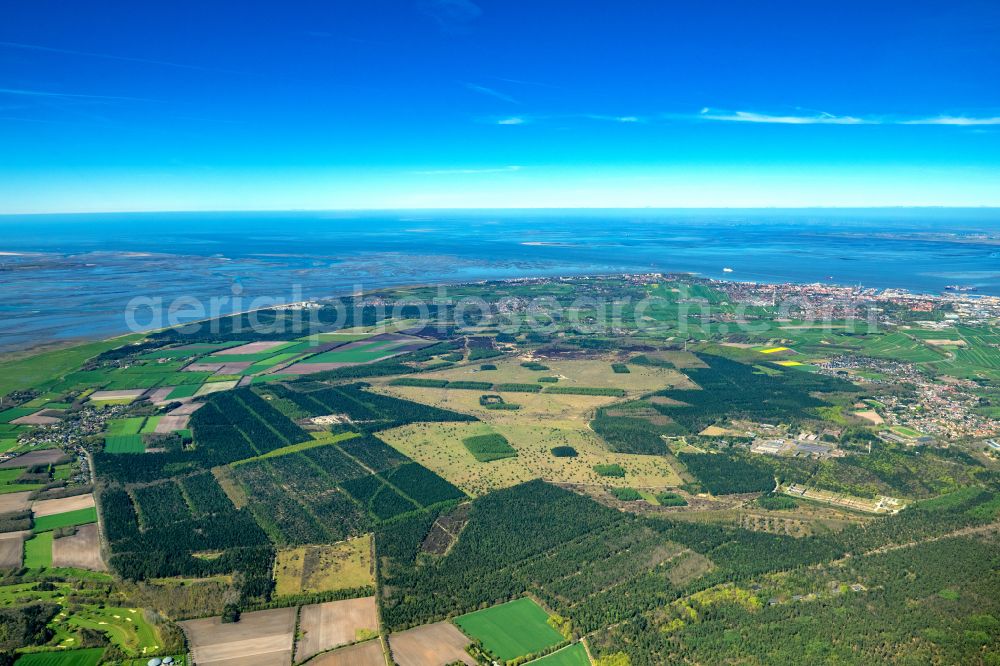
[0,209,998,354]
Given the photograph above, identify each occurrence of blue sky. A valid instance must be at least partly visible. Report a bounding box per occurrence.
[2,0,999,212]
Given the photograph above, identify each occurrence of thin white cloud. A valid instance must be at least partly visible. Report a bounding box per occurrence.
[488,113,642,125]
[584,114,643,123]
[465,83,519,104]
[483,108,1000,128]
[901,115,1000,126]
[698,108,869,125]
[412,165,523,175]
[696,108,1000,126]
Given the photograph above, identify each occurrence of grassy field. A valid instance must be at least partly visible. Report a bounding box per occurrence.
[106,417,146,435]
[861,333,943,364]
[139,416,162,434]
[14,649,106,666]
[166,384,202,399]
[454,597,564,661]
[34,507,98,533]
[0,407,37,424]
[0,334,143,397]
[104,434,145,454]
[303,339,412,364]
[528,643,591,665]
[273,534,373,596]
[24,531,54,567]
[380,420,680,496]
[0,467,44,494]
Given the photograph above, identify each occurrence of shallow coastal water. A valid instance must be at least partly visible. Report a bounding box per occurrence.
[0,209,997,354]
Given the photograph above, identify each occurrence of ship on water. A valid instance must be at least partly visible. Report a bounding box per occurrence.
[944,285,978,292]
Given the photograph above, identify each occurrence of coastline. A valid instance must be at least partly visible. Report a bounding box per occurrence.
[1,269,991,365]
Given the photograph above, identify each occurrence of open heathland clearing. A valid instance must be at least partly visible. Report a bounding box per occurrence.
[380,421,679,496]
[294,597,379,662]
[453,597,564,661]
[51,523,106,570]
[273,535,373,596]
[377,383,618,428]
[377,356,691,397]
[389,622,476,666]
[180,607,296,666]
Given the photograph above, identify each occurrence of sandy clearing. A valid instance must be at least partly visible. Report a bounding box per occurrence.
[296,597,378,663]
[0,491,32,513]
[0,530,29,568]
[854,410,885,425]
[32,493,95,517]
[389,622,475,666]
[309,640,384,666]
[51,523,105,570]
[181,607,296,666]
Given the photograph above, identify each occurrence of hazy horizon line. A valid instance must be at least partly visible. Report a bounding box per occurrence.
[3,204,1000,217]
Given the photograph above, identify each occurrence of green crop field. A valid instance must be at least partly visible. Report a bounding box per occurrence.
[23,531,53,567]
[0,467,47,494]
[34,507,98,533]
[166,384,201,399]
[15,648,105,666]
[0,407,36,424]
[104,434,145,454]
[304,340,410,364]
[139,416,162,434]
[454,597,564,661]
[860,333,943,364]
[528,643,590,665]
[106,417,146,435]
